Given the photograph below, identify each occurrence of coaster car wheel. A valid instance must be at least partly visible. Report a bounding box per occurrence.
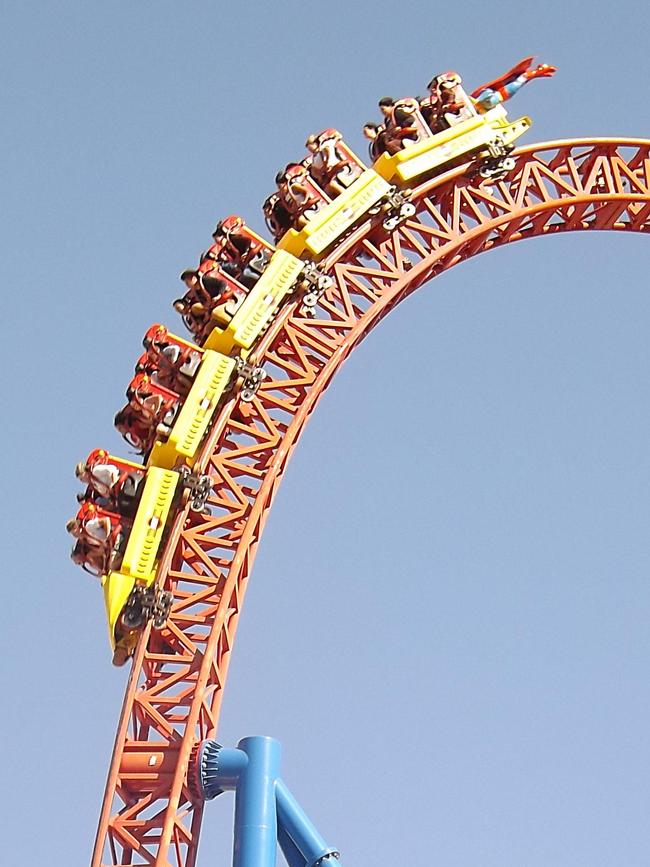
[382,214,400,232]
[152,590,173,630]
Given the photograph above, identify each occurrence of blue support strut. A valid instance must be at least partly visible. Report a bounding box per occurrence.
[195,736,342,867]
[276,780,340,866]
[277,824,307,867]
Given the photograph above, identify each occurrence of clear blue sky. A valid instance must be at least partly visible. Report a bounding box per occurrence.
[1,2,649,865]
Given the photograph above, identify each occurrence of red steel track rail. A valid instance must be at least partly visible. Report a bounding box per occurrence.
[92,138,650,866]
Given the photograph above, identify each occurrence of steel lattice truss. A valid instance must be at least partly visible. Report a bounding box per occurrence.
[92,138,650,867]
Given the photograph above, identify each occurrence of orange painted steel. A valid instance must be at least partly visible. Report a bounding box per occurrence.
[92,138,650,867]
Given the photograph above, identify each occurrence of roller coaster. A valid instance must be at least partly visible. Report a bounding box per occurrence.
[67,57,650,866]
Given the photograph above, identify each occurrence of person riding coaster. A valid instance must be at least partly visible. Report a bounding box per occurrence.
[420,73,476,131]
[379,97,423,147]
[262,192,292,241]
[173,270,214,340]
[210,215,273,290]
[67,501,130,576]
[363,97,428,160]
[363,122,396,160]
[113,405,155,454]
[138,324,202,395]
[173,268,239,342]
[75,448,145,516]
[275,163,328,228]
[114,373,181,455]
[70,537,109,578]
[304,129,365,197]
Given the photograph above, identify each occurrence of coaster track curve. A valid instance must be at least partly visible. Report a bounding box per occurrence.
[91,137,650,867]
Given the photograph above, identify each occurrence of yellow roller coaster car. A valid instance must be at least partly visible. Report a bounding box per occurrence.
[373,106,531,184]
[277,169,393,260]
[148,349,237,470]
[102,466,180,664]
[204,249,305,354]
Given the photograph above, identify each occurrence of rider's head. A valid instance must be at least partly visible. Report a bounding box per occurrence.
[180,269,197,289]
[75,461,89,482]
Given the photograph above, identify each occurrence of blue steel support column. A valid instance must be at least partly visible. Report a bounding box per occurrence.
[194,738,341,867]
[276,779,340,866]
[234,736,282,867]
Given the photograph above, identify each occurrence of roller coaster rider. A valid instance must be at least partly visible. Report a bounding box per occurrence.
[75,449,144,516]
[173,268,231,337]
[304,131,364,196]
[141,324,202,393]
[211,216,271,289]
[67,503,128,576]
[380,97,420,141]
[275,163,323,227]
[113,404,155,454]
[113,374,180,456]
[262,192,292,240]
[362,122,399,159]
